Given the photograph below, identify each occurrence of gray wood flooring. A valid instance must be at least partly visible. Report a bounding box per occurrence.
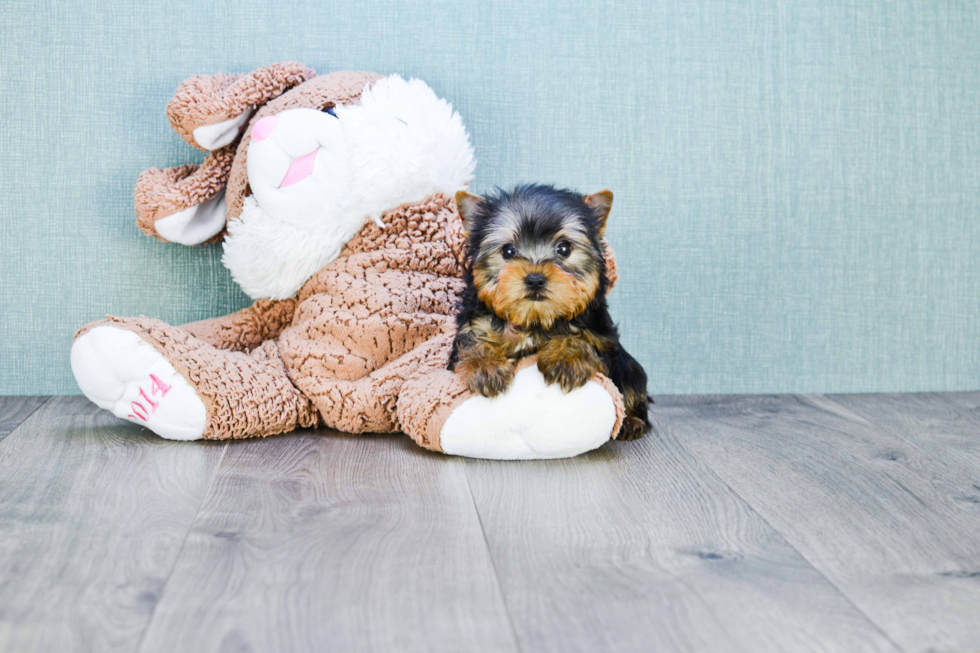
[1,393,978,653]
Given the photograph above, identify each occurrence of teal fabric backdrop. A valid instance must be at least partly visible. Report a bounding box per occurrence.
[1,0,978,395]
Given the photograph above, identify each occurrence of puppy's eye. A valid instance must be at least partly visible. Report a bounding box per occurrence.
[555,240,572,258]
[502,244,517,260]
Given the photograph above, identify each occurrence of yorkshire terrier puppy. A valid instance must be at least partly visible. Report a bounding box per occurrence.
[449,184,651,441]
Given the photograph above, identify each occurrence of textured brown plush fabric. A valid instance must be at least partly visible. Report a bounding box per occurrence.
[396,333,469,452]
[183,298,298,352]
[278,194,466,435]
[80,191,628,447]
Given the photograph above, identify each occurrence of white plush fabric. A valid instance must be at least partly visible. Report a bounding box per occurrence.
[71,326,206,440]
[440,366,617,460]
[223,75,476,300]
[154,188,228,245]
[192,109,253,150]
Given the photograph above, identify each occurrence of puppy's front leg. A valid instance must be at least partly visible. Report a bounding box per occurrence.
[456,339,515,398]
[537,335,607,393]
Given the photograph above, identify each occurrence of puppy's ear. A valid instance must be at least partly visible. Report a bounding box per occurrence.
[583,190,614,236]
[455,190,484,237]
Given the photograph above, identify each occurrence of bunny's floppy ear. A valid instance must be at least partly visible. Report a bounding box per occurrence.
[135,149,234,245]
[167,62,315,151]
[135,63,316,245]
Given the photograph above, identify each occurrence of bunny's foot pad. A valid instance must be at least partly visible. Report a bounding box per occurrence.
[71,326,206,441]
[440,365,617,460]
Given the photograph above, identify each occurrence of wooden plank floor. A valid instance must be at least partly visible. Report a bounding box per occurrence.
[0,394,978,653]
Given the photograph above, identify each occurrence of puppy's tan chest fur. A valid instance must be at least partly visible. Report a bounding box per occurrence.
[482,318,610,361]
[468,315,555,359]
[500,322,542,357]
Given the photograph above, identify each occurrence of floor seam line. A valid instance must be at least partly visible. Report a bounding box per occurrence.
[133,441,230,653]
[0,396,53,445]
[664,398,910,653]
[822,392,980,470]
[460,458,525,653]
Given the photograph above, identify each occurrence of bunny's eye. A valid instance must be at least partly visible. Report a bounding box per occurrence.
[502,244,517,260]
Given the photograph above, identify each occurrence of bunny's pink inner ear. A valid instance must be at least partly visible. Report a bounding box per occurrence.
[192,109,254,150]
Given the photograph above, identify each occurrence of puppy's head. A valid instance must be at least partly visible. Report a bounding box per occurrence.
[456,184,612,329]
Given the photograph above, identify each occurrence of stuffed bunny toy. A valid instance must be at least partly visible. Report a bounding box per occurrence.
[71,63,627,459]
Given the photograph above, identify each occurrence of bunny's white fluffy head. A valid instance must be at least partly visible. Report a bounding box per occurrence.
[222,75,476,300]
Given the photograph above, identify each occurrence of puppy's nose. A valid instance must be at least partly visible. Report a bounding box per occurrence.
[524,273,547,292]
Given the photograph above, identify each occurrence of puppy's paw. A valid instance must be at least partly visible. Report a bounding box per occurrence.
[459,357,515,398]
[538,358,598,393]
[617,416,649,441]
[537,338,605,393]
[465,364,515,398]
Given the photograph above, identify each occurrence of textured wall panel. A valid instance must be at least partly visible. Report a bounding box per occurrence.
[1,0,978,394]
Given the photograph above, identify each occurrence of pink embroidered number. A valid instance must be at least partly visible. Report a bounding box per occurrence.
[128,374,173,422]
[130,402,149,421]
[150,374,172,397]
[138,388,158,411]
